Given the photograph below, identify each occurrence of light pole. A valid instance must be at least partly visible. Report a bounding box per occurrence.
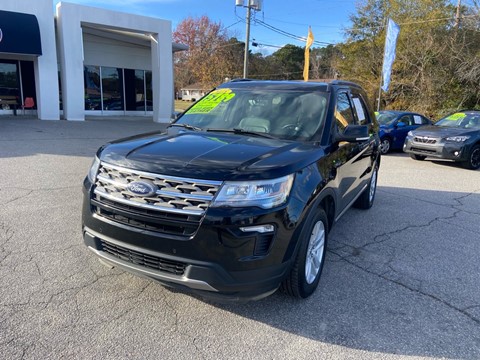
[236,0,262,78]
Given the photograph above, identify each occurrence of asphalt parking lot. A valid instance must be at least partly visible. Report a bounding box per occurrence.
[1,116,479,359]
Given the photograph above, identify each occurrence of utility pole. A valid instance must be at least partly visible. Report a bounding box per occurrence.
[236,0,262,78]
[244,5,251,78]
[454,0,461,28]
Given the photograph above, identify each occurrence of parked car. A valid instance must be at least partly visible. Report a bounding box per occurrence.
[82,80,380,301]
[375,110,432,154]
[404,110,480,170]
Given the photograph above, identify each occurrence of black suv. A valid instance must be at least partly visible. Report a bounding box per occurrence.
[82,80,380,301]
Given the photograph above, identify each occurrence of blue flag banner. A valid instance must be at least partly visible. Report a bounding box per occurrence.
[381,19,400,92]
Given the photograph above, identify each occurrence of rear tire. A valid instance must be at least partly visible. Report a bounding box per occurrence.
[281,208,328,299]
[354,164,378,209]
[462,144,480,170]
[410,154,427,161]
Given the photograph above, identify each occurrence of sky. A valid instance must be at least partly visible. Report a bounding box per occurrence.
[52,0,358,54]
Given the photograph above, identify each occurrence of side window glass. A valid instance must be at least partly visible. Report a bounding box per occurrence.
[335,92,356,133]
[352,96,369,125]
[413,115,423,125]
[398,115,412,126]
[421,116,430,125]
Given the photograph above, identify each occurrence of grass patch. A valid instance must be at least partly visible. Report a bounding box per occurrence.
[175,100,194,112]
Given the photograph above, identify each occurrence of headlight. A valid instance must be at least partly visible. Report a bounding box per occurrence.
[87,156,101,183]
[445,136,470,142]
[211,174,294,209]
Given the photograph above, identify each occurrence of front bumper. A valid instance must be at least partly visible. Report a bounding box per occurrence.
[82,180,305,301]
[83,227,289,301]
[404,136,470,161]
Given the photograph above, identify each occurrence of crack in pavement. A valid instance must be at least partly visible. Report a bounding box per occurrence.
[0,222,14,266]
[329,201,480,325]
[378,188,480,216]
[332,208,462,261]
[160,288,180,333]
[331,249,480,325]
[1,186,80,205]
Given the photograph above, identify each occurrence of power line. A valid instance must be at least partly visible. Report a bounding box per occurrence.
[348,14,480,33]
[230,10,480,49]
[255,19,335,45]
[251,41,283,49]
[224,20,244,30]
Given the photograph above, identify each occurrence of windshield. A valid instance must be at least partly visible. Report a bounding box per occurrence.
[376,111,398,125]
[436,112,480,129]
[174,87,328,141]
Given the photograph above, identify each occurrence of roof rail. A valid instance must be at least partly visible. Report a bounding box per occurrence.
[229,78,254,82]
[329,80,361,87]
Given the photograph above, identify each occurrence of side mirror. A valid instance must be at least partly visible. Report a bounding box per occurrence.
[335,125,370,143]
[396,122,406,128]
[171,111,182,122]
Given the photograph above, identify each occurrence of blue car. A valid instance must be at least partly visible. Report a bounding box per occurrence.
[376,110,432,154]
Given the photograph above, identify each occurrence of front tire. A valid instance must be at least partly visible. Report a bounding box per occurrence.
[379,138,391,154]
[410,154,427,161]
[462,144,480,170]
[281,208,328,299]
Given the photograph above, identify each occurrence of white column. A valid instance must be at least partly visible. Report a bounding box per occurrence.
[151,27,173,123]
[56,3,85,121]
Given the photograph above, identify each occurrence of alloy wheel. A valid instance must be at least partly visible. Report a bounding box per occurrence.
[305,220,326,284]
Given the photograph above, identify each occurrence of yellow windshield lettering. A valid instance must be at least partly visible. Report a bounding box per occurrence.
[445,113,466,121]
[188,89,235,114]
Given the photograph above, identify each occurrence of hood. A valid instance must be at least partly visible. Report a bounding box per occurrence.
[412,125,479,138]
[100,129,324,181]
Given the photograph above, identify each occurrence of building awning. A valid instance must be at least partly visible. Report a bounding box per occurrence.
[0,10,42,56]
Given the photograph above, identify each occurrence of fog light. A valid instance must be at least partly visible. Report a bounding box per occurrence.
[454,151,459,157]
[239,225,275,233]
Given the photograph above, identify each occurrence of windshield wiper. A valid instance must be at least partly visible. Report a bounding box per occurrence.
[168,123,202,131]
[206,128,276,139]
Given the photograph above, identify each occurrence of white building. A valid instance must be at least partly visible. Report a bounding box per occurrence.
[0,0,185,122]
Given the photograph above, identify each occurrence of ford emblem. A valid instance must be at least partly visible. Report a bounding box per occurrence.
[127,181,157,197]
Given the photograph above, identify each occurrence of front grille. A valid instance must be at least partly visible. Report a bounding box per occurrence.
[100,240,187,276]
[413,136,437,144]
[92,162,221,236]
[411,147,436,154]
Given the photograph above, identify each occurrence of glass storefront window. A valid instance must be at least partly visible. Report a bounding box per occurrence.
[102,67,124,111]
[84,65,101,110]
[135,70,145,111]
[0,61,19,109]
[83,65,152,113]
[145,71,152,111]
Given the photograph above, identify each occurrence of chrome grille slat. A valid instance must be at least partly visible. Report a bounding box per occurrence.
[96,173,214,201]
[413,136,438,144]
[95,162,221,216]
[99,162,222,186]
[92,162,222,236]
[94,188,205,216]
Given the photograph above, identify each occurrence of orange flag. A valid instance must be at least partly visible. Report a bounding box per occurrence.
[303,27,314,81]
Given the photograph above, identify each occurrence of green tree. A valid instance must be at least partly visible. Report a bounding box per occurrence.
[310,45,343,80]
[270,44,305,80]
[340,0,480,117]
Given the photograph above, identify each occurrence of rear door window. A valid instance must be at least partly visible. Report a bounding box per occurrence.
[335,92,356,133]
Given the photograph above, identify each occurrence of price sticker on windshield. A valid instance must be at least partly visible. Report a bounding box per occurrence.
[188,89,235,114]
[445,113,466,121]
